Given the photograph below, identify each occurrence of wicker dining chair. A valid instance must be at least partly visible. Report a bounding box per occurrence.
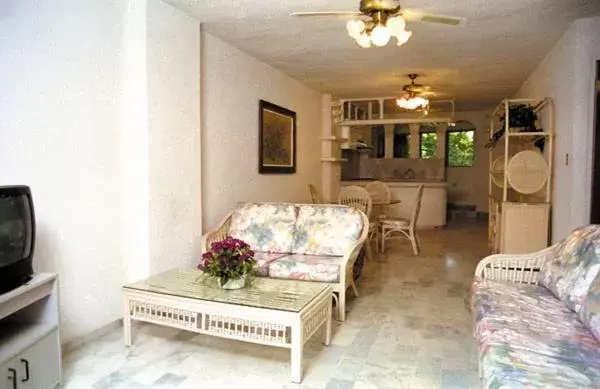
[365,180,392,252]
[365,181,391,208]
[308,184,321,204]
[338,186,377,263]
[380,184,424,256]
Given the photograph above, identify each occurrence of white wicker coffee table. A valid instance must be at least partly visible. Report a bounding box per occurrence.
[122,268,332,383]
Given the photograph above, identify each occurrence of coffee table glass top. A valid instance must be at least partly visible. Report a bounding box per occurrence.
[123,268,330,313]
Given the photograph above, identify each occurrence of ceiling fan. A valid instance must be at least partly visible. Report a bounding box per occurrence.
[401,73,437,96]
[291,0,466,48]
[397,74,431,111]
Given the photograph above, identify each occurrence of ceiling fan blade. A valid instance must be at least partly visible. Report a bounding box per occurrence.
[290,11,363,18]
[402,10,466,26]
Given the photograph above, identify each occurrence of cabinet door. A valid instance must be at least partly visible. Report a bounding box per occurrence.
[1,360,17,389]
[500,202,550,254]
[18,330,60,389]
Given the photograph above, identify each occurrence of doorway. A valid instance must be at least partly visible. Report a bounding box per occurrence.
[590,61,600,223]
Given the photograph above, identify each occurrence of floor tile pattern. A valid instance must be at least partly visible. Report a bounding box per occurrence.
[61,219,488,389]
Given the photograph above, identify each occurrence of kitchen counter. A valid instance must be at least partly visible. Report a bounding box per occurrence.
[341,180,447,228]
[342,179,447,187]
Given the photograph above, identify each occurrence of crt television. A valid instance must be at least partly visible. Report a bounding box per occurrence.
[0,185,35,295]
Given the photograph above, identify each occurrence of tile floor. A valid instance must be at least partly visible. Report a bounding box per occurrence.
[61,219,488,389]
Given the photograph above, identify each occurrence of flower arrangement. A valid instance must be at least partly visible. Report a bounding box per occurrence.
[198,237,256,289]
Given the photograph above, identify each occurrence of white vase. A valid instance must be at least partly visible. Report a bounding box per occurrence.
[219,274,247,290]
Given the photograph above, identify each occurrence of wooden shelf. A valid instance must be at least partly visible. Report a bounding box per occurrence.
[507,132,552,137]
[0,274,56,320]
[0,322,58,364]
[320,158,348,162]
[320,136,349,142]
[492,98,552,117]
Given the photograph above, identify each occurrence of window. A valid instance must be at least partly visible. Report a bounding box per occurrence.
[419,132,437,159]
[446,130,475,167]
[393,124,410,158]
[393,133,410,158]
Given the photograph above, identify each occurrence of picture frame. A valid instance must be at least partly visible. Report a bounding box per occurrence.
[258,100,296,174]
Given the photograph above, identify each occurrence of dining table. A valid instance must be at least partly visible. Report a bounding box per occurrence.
[328,199,401,205]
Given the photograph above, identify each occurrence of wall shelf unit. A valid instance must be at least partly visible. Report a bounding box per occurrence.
[488,98,554,254]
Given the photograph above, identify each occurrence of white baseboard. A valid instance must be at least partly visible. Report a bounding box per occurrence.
[61,318,123,355]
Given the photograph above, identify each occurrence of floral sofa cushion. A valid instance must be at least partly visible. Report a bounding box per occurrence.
[481,344,600,389]
[539,225,600,313]
[291,204,364,256]
[581,270,600,342]
[253,252,286,277]
[472,280,600,388]
[229,203,297,253]
[268,254,343,283]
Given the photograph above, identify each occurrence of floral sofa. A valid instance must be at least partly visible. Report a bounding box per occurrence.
[202,202,369,321]
[471,225,600,388]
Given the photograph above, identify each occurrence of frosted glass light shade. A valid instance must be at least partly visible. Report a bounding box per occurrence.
[357,33,372,48]
[396,96,429,110]
[370,25,391,46]
[346,20,366,39]
[396,30,412,46]
[386,16,406,36]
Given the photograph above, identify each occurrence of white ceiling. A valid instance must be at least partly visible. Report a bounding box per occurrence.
[165,0,600,110]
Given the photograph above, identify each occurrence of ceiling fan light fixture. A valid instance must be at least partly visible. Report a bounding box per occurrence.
[347,15,411,48]
[396,96,429,110]
[370,24,391,46]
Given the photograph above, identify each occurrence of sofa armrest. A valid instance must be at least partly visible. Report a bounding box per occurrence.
[340,211,370,286]
[474,244,557,284]
[201,212,233,252]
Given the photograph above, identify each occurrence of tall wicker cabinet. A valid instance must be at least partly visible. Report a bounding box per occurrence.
[488,98,554,254]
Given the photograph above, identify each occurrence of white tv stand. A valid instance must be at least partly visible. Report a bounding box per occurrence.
[0,274,61,389]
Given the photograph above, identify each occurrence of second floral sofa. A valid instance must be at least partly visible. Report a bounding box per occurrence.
[471,225,600,388]
[202,202,369,321]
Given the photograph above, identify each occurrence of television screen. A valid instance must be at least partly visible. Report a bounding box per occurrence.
[0,194,33,267]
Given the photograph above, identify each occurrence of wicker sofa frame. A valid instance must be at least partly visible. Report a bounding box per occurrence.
[474,244,557,285]
[202,205,370,321]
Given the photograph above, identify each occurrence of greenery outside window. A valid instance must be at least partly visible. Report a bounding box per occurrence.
[446,130,475,167]
[419,132,437,159]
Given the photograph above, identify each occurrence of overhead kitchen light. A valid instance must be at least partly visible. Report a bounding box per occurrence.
[396,74,429,110]
[396,95,429,110]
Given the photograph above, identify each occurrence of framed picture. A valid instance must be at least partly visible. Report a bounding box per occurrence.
[259,100,296,174]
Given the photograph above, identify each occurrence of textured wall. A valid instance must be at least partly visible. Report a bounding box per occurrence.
[356,158,445,181]
[516,17,600,242]
[147,0,202,275]
[0,0,201,344]
[0,0,130,343]
[201,33,323,230]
